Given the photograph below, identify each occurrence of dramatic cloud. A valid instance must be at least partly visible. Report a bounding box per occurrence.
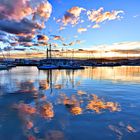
[87,7,124,23]
[0,19,42,36]
[60,6,86,26]
[0,0,52,35]
[77,28,87,33]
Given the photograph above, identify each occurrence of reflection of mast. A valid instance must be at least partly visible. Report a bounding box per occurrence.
[72,70,75,88]
[67,70,75,88]
[49,70,53,94]
[47,70,53,94]
[47,70,49,83]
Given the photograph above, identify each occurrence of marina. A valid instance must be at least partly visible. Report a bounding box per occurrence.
[0,0,140,139]
[0,58,140,71]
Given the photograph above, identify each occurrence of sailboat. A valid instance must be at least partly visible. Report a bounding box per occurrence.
[0,64,9,70]
[58,49,84,69]
[37,44,59,70]
[37,44,84,70]
[0,45,17,70]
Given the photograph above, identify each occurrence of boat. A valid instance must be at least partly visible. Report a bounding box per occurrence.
[37,63,85,70]
[7,64,16,68]
[37,65,58,70]
[0,64,9,70]
[38,44,84,70]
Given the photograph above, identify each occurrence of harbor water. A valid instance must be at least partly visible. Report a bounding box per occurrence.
[0,66,140,140]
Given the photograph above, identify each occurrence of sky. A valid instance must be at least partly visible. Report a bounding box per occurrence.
[0,0,140,58]
[47,0,140,49]
[48,0,140,45]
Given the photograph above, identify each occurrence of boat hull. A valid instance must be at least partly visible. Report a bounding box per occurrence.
[37,65,85,70]
[0,65,9,70]
[37,65,58,70]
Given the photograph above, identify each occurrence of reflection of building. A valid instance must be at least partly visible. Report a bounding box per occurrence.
[81,66,140,83]
[40,66,140,85]
[40,66,140,84]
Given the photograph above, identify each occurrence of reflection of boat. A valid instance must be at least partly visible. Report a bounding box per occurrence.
[0,64,8,70]
[37,65,58,70]
[37,64,84,70]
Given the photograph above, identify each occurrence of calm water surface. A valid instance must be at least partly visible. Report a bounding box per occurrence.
[0,66,140,140]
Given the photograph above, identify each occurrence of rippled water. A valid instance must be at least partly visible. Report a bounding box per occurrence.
[0,66,140,140]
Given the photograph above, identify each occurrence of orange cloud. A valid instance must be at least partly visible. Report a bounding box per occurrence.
[87,7,124,23]
[61,6,86,26]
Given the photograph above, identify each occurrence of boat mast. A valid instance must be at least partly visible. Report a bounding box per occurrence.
[46,48,49,59]
[45,43,52,60]
[49,43,52,59]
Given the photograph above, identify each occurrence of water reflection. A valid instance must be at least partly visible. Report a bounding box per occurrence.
[13,89,119,139]
[1,66,140,94]
[0,66,140,140]
[85,66,140,83]
[39,66,140,86]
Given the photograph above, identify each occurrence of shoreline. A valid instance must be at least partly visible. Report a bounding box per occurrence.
[0,58,140,69]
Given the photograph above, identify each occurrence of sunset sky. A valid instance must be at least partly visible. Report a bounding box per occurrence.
[0,0,140,58]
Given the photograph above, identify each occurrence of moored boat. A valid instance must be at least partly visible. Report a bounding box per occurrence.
[0,64,9,70]
[37,65,58,70]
